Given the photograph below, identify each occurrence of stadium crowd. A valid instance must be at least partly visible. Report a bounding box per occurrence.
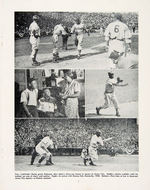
[15,119,138,155]
[15,12,138,38]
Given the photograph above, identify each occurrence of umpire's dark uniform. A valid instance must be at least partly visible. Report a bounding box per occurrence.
[62,26,70,50]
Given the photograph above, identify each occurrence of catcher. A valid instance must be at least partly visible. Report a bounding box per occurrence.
[35,131,56,166]
[29,15,41,66]
[104,13,132,69]
[96,72,128,117]
[30,128,47,165]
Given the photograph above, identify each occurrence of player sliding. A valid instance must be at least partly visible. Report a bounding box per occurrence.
[71,18,86,59]
[104,13,132,69]
[81,129,113,166]
[35,131,56,166]
[96,72,128,117]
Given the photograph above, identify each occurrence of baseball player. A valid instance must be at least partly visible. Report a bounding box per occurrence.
[88,129,104,166]
[29,15,41,66]
[35,131,55,166]
[30,128,47,165]
[81,147,89,166]
[52,23,65,63]
[71,18,86,59]
[104,13,132,69]
[96,72,128,117]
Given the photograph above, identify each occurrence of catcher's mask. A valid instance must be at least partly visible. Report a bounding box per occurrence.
[96,129,102,137]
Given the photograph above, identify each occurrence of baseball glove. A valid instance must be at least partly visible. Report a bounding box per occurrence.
[117,77,123,83]
[109,50,120,61]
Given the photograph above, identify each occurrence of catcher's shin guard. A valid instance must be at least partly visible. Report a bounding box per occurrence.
[83,158,88,166]
[30,149,37,165]
[45,155,54,165]
[89,158,96,166]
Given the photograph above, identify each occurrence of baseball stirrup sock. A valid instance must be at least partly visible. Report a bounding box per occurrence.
[38,156,45,163]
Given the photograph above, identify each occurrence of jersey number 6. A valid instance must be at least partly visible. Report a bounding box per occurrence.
[114,25,119,33]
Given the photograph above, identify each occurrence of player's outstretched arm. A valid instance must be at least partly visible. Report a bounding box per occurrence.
[116,83,128,87]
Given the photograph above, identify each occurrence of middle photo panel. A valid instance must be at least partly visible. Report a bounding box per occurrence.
[15,69,85,119]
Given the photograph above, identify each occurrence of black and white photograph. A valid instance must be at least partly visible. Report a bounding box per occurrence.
[85,70,138,118]
[15,12,138,69]
[15,69,85,118]
[15,118,138,171]
[3,0,150,189]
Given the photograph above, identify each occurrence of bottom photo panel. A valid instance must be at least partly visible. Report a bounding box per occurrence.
[15,118,138,172]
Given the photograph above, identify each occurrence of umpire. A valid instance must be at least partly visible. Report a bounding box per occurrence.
[62,26,71,50]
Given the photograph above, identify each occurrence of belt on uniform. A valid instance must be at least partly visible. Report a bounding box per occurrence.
[110,37,124,41]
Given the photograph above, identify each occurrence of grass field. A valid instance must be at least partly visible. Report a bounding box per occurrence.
[15,33,138,69]
[15,155,138,172]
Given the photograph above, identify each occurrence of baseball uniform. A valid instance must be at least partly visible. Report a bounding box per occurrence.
[29,21,40,59]
[89,135,104,161]
[36,136,54,159]
[71,23,85,51]
[105,20,131,68]
[101,78,119,109]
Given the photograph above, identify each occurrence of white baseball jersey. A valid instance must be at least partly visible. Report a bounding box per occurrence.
[105,20,131,43]
[29,21,40,36]
[71,23,85,35]
[53,24,65,36]
[105,78,118,93]
[20,88,38,106]
[90,135,104,149]
[37,136,54,149]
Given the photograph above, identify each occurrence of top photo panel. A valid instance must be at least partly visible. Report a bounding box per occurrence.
[15,12,138,69]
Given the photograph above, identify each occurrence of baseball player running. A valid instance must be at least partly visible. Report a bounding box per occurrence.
[104,13,132,69]
[96,72,128,117]
[52,23,65,63]
[29,15,41,66]
[35,131,55,166]
[71,18,86,59]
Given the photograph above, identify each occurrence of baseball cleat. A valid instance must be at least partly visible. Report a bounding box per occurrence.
[96,107,101,115]
[32,61,40,66]
[89,162,96,166]
[116,113,120,117]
